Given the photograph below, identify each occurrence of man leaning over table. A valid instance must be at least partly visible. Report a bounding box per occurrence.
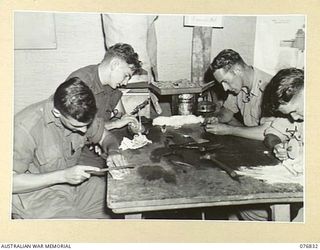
[66,43,143,168]
[204,49,274,140]
[12,77,126,219]
[236,68,304,221]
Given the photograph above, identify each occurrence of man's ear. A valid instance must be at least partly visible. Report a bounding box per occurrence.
[110,57,121,71]
[233,64,243,76]
[52,108,61,118]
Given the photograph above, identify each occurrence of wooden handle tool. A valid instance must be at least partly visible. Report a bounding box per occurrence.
[200,153,241,183]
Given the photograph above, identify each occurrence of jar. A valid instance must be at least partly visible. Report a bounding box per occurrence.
[178,94,195,115]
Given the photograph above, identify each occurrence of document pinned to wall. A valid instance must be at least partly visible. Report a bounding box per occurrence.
[14,12,57,50]
[184,15,223,28]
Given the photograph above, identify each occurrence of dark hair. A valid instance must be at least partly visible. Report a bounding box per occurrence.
[262,68,304,117]
[104,43,142,71]
[53,77,97,123]
[203,53,230,102]
[209,49,246,73]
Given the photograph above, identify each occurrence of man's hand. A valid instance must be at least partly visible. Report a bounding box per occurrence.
[273,142,291,161]
[128,122,145,134]
[106,114,139,130]
[62,165,100,185]
[205,122,233,135]
[106,151,128,168]
[204,116,219,125]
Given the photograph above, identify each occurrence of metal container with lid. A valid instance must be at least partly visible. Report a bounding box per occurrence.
[196,101,216,117]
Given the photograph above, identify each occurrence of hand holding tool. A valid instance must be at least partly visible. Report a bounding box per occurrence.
[85,165,136,175]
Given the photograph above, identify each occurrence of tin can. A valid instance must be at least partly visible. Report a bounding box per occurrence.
[178,94,195,115]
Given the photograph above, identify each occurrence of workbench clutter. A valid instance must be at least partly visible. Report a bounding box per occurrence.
[13,12,305,222]
[149,78,216,117]
[107,123,303,220]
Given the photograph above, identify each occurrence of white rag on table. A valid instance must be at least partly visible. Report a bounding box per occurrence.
[152,115,204,128]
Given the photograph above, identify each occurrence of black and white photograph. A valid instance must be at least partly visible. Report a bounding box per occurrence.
[12,12,305,222]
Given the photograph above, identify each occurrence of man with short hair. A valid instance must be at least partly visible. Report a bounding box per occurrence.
[67,43,143,167]
[12,77,125,219]
[67,43,142,130]
[238,68,304,221]
[205,49,273,140]
[263,68,304,163]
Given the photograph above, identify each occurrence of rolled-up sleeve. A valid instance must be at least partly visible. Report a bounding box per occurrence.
[264,118,289,142]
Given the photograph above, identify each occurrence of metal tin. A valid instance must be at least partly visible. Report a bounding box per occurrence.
[196,101,216,117]
[178,94,195,115]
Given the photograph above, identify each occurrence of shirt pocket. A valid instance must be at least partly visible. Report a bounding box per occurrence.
[66,138,86,166]
[35,145,64,173]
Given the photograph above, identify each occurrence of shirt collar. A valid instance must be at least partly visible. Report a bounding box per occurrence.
[43,97,73,136]
[242,67,263,97]
[43,97,57,125]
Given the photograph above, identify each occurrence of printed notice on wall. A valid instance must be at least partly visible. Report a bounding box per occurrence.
[183,15,223,27]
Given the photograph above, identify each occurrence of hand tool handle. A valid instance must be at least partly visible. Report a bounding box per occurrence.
[130,98,150,115]
[210,158,238,179]
[201,154,240,182]
[85,165,136,174]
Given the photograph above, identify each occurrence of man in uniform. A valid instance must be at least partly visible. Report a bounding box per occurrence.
[67,43,142,167]
[205,49,273,140]
[12,77,126,219]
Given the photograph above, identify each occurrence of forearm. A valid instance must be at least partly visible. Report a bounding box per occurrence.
[104,120,119,130]
[227,117,243,126]
[229,124,269,141]
[104,115,139,131]
[13,171,65,194]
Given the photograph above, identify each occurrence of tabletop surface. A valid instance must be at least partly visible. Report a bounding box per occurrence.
[107,123,303,213]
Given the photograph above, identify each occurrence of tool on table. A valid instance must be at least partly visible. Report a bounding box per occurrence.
[85,165,136,175]
[168,159,194,169]
[169,141,223,152]
[200,153,241,183]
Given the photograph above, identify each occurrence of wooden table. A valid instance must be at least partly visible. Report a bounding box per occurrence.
[106,124,303,221]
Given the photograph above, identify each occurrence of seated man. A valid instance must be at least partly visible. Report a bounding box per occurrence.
[237,68,304,221]
[204,49,273,140]
[12,77,126,219]
[263,68,304,164]
[67,43,143,167]
[67,43,142,130]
